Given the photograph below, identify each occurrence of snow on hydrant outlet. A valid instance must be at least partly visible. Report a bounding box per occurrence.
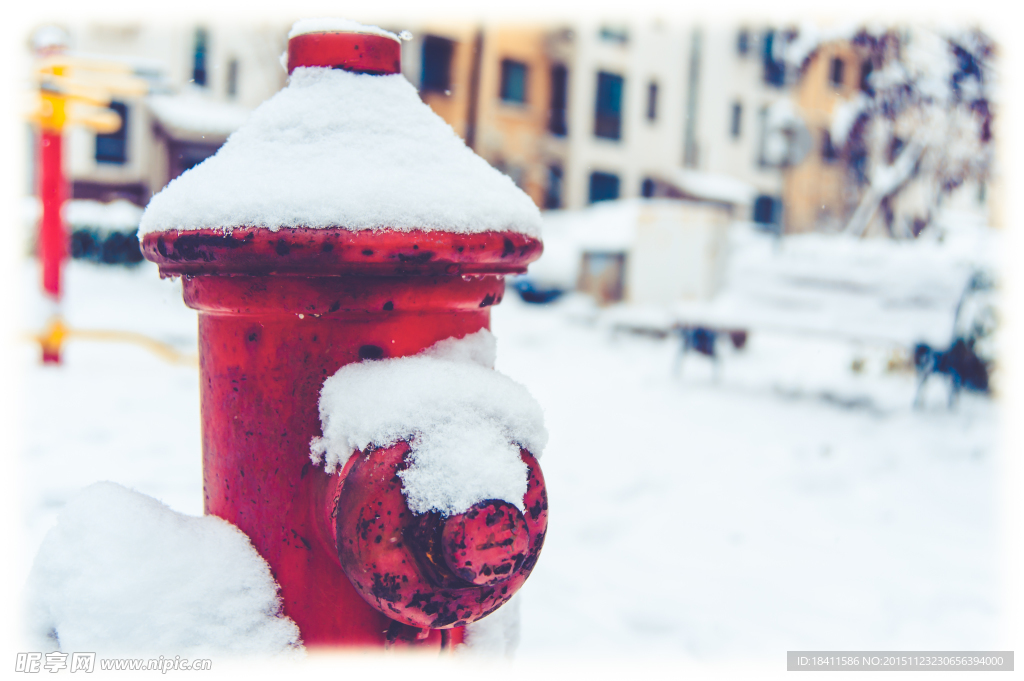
[139,17,548,651]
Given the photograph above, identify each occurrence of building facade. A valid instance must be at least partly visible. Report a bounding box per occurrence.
[32,19,812,231]
[31,21,286,206]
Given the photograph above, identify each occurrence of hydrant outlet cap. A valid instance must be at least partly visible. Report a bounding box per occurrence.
[441,500,530,586]
[287,19,401,75]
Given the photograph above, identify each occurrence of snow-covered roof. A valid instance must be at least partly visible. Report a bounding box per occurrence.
[67,50,169,76]
[140,67,542,237]
[23,197,145,231]
[147,88,251,141]
[288,18,401,43]
[671,169,757,206]
[542,199,645,252]
[64,199,143,230]
[780,21,859,69]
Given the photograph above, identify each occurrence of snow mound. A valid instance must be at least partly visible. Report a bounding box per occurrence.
[25,482,302,656]
[459,593,521,657]
[147,87,251,138]
[311,329,546,516]
[140,67,542,238]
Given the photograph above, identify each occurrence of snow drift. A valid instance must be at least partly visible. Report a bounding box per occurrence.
[25,482,302,656]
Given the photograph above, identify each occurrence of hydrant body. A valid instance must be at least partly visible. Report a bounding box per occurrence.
[142,23,547,648]
[145,225,542,648]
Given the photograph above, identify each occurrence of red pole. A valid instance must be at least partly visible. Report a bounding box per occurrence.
[39,131,66,299]
[38,129,67,363]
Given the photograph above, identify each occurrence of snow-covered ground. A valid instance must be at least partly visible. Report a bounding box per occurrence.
[15,221,1003,662]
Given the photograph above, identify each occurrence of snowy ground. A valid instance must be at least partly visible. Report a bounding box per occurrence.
[15,222,1003,662]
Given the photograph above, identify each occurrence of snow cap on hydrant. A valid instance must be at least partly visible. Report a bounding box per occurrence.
[139,18,546,648]
[140,18,542,239]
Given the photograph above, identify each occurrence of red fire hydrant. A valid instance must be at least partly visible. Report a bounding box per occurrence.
[140,21,546,651]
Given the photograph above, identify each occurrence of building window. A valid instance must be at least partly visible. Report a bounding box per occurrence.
[192,28,208,86]
[549,64,568,136]
[500,59,528,104]
[226,58,239,99]
[730,101,742,139]
[95,101,128,165]
[641,177,656,198]
[421,35,454,93]
[753,194,780,226]
[860,59,874,95]
[594,71,624,140]
[599,25,628,44]
[588,171,620,203]
[819,127,835,160]
[646,81,658,121]
[887,136,905,164]
[761,30,785,86]
[821,130,838,162]
[737,29,750,55]
[545,165,563,209]
[830,57,845,87]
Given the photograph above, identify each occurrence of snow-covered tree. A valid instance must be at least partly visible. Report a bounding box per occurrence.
[827,26,996,238]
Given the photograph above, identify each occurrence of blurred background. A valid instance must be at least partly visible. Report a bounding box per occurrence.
[12,10,1010,663]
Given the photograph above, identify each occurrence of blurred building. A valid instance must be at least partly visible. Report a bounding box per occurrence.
[400,23,563,210]
[30,22,285,206]
[401,21,795,228]
[33,19,902,237]
[782,39,866,234]
[779,30,997,235]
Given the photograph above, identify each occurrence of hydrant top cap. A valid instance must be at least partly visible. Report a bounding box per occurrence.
[286,19,402,76]
[288,18,401,43]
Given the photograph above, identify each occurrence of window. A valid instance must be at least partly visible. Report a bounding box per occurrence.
[588,171,620,203]
[174,143,215,174]
[830,57,845,87]
[821,130,838,162]
[500,59,528,104]
[95,101,128,164]
[888,137,905,164]
[761,30,785,86]
[753,195,780,225]
[737,29,750,55]
[594,71,624,140]
[226,58,239,99]
[859,59,874,95]
[757,105,769,167]
[641,177,656,198]
[192,28,207,86]
[646,81,658,121]
[421,36,454,92]
[599,25,628,44]
[545,165,563,209]
[549,64,568,136]
[730,101,742,139]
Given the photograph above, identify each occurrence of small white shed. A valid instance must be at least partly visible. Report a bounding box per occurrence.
[536,196,735,306]
[628,200,731,304]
